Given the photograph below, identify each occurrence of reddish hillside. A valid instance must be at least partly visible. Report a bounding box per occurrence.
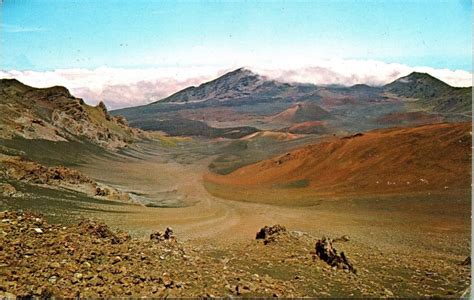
[205,122,471,203]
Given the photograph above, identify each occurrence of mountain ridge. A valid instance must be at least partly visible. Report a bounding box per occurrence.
[0,79,143,150]
[112,68,471,137]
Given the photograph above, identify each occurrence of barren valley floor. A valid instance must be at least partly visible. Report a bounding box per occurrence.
[1,139,470,297]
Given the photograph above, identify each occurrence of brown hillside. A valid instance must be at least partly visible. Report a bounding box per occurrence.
[205,122,472,202]
[271,102,331,123]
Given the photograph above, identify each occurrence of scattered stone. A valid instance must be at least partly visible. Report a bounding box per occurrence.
[95,187,110,197]
[33,228,43,234]
[0,210,466,297]
[112,256,122,264]
[48,276,58,284]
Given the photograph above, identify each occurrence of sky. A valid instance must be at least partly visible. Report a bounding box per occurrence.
[1,0,472,109]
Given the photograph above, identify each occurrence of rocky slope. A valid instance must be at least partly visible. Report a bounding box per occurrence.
[0,79,142,150]
[1,211,470,298]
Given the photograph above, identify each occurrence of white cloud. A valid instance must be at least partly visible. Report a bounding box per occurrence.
[255,59,473,87]
[0,58,471,110]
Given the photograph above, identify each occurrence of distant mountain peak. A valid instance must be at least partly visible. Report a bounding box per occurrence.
[155,67,271,104]
[229,66,255,75]
[407,71,430,77]
[207,67,262,85]
[384,71,460,102]
[392,72,448,86]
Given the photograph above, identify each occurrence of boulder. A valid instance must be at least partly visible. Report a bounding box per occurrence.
[314,236,356,273]
[255,225,287,245]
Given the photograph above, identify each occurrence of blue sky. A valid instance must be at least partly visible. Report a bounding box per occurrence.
[0,0,472,108]
[1,0,472,71]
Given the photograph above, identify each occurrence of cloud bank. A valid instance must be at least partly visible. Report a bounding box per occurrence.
[1,59,471,110]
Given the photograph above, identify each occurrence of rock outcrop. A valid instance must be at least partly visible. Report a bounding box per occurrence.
[0,79,142,150]
[256,225,287,245]
[314,237,356,273]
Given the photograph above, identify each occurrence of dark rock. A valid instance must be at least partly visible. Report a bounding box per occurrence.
[314,236,356,273]
[256,225,286,240]
[150,227,175,242]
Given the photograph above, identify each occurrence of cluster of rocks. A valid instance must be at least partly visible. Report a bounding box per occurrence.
[150,227,175,242]
[255,225,287,245]
[1,155,93,186]
[256,225,356,274]
[0,154,131,202]
[0,211,190,297]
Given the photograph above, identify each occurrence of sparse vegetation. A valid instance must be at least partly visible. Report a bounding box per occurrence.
[0,73,471,298]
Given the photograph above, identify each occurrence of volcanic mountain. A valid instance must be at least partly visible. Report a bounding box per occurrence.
[205,122,472,204]
[156,67,312,104]
[113,68,471,136]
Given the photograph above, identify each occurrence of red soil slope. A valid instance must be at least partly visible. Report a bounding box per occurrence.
[206,122,471,201]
